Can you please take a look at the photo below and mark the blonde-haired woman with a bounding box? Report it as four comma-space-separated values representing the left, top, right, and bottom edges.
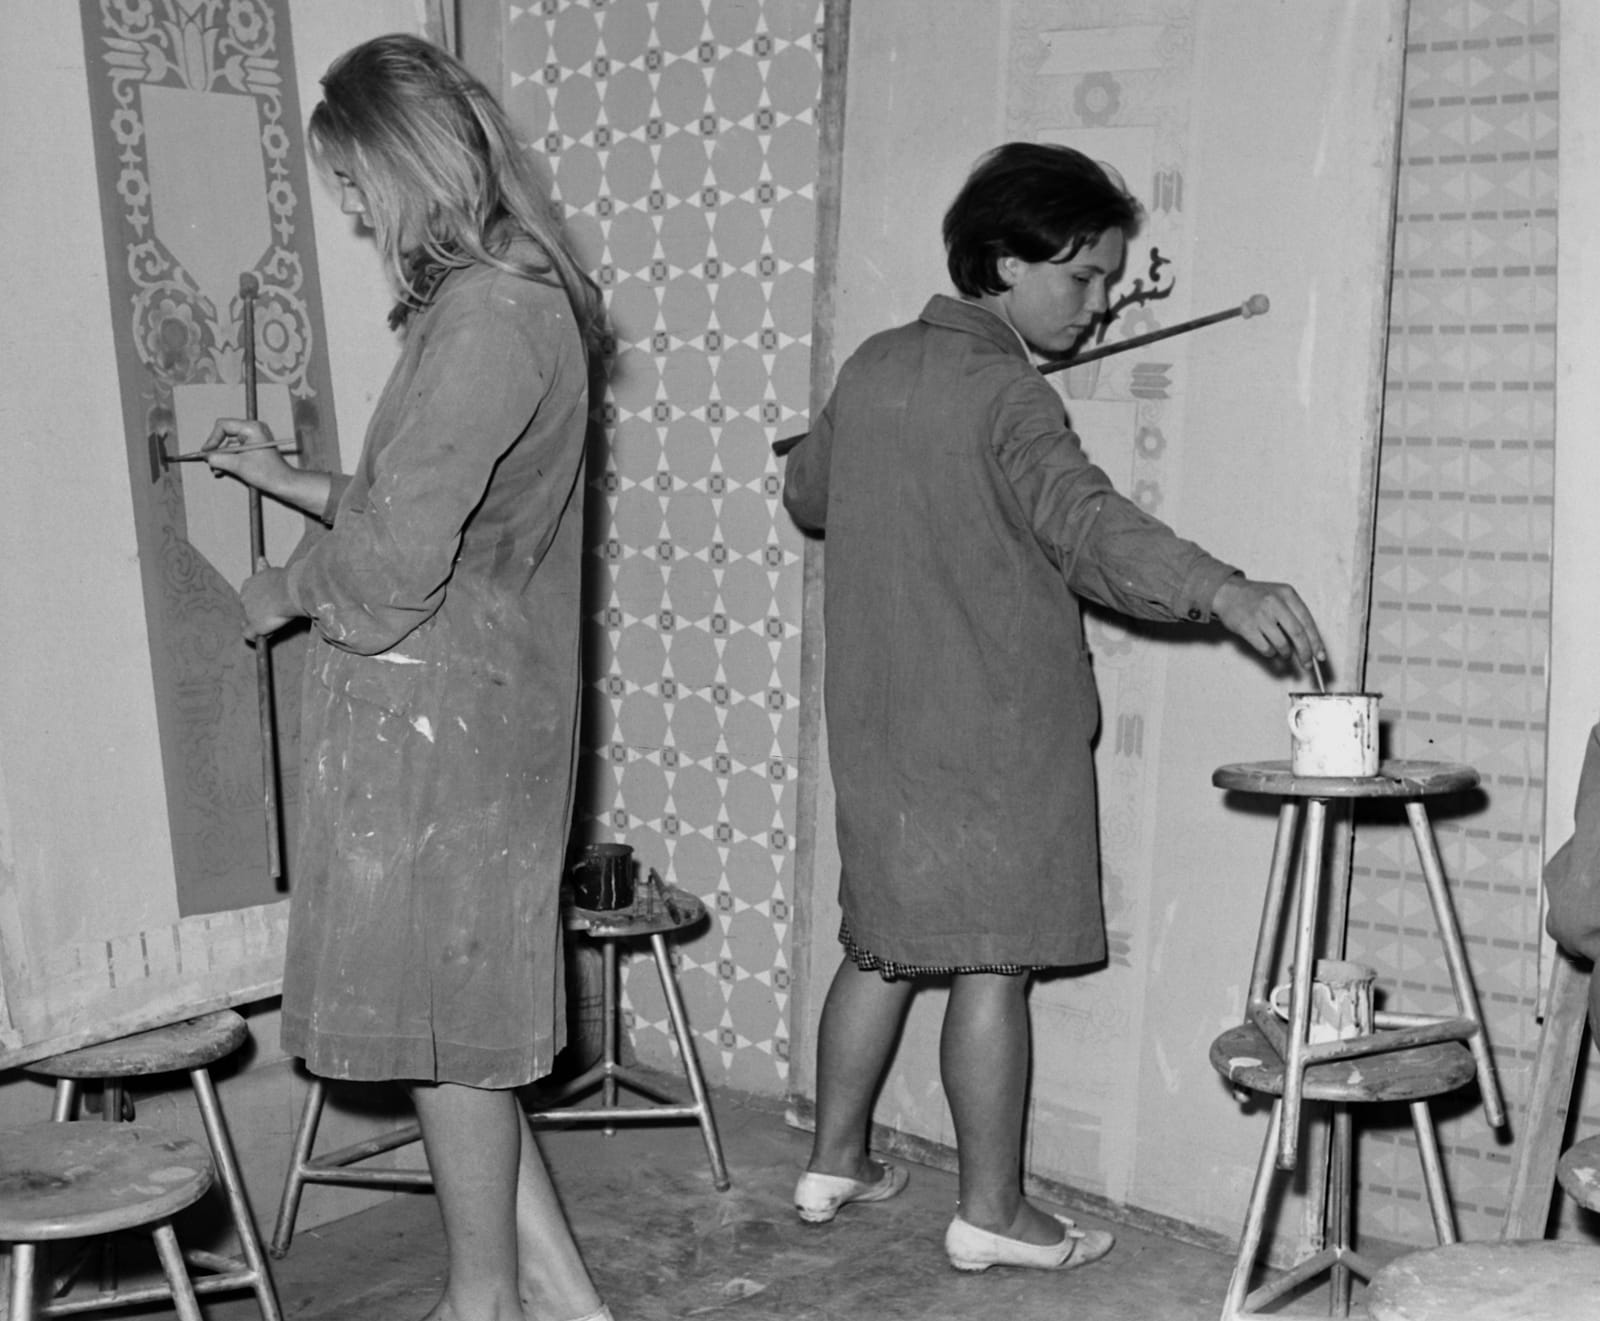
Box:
207, 33, 610, 1321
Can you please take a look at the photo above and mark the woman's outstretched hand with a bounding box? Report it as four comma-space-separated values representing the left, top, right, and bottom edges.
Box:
202, 418, 296, 492
1210, 575, 1327, 674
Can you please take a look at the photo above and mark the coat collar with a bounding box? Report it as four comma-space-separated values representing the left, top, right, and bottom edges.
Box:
919, 294, 1031, 361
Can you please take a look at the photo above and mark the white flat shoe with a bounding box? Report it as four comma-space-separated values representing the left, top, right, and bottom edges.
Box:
945, 1212, 1114, 1272
793, 1162, 909, 1223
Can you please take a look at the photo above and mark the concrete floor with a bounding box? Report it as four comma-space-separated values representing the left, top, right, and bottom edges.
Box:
192, 1079, 1383, 1321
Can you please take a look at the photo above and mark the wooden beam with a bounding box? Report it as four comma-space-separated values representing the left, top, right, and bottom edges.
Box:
1502, 954, 1592, 1240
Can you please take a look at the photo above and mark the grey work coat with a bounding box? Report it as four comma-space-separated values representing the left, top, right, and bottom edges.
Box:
279, 251, 588, 1086
784, 295, 1237, 968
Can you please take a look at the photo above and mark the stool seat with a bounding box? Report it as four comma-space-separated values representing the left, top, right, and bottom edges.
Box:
1365, 1240, 1600, 1320
0, 1121, 211, 1240
1557, 1133, 1600, 1213
1212, 759, 1479, 799
26, 1011, 248, 1079
564, 885, 707, 938
1211, 1022, 1476, 1103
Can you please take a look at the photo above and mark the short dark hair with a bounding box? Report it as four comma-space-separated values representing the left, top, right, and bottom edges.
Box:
943, 142, 1144, 297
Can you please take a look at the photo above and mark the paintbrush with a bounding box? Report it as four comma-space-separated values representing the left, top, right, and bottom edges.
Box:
162, 439, 293, 463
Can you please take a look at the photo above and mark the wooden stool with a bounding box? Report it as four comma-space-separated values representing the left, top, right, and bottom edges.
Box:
535, 886, 728, 1180
1365, 1240, 1600, 1320
1557, 1133, 1600, 1213
0, 1121, 213, 1321
1213, 759, 1506, 1171
1211, 1021, 1475, 1320
270, 882, 730, 1256
26, 1011, 281, 1320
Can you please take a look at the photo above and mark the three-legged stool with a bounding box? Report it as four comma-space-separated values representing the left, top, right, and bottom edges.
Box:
0, 1121, 213, 1321
271, 881, 730, 1256
534, 883, 729, 1188
1211, 1022, 1474, 1318
1212, 759, 1506, 1171
25, 1011, 281, 1320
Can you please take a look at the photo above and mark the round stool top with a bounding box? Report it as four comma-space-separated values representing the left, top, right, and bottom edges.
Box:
0, 1121, 212, 1241
27, 1010, 249, 1080
1212, 759, 1478, 799
1557, 1133, 1600, 1214
564, 883, 708, 938
1367, 1240, 1600, 1321
1209, 1021, 1475, 1103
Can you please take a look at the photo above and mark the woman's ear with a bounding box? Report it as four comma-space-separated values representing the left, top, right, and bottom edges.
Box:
996, 254, 1021, 289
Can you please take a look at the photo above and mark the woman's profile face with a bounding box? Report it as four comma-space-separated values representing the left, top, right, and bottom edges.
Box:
995, 227, 1125, 357
332, 170, 371, 228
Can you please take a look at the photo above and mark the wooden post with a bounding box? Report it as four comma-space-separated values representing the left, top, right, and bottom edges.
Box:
1502, 954, 1592, 1239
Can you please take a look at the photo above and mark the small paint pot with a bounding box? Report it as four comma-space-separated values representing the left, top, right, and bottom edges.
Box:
1287, 691, 1381, 778
570, 843, 636, 911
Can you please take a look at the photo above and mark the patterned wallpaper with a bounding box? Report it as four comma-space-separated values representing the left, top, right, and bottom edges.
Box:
1346, 0, 1593, 1247
502, 0, 821, 1095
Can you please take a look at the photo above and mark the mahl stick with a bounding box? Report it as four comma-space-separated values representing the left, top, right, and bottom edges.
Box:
239, 273, 284, 885
771, 294, 1272, 457
1037, 293, 1270, 376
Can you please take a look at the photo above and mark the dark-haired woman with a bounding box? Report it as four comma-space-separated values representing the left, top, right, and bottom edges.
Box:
784, 142, 1324, 1274
206, 34, 610, 1321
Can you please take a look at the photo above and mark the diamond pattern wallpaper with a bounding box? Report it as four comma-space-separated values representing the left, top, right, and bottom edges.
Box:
1346, 0, 1592, 1247
501, 0, 821, 1095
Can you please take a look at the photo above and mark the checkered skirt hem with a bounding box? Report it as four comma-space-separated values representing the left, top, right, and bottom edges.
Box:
838, 918, 1036, 980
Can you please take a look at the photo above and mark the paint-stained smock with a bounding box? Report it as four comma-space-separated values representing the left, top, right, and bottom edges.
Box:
783, 295, 1238, 969
277, 253, 588, 1087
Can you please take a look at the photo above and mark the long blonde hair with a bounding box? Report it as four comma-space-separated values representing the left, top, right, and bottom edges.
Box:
309, 33, 604, 351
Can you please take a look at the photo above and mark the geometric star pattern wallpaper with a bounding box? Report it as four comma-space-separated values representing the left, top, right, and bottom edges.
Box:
501, 0, 822, 1094
1346, 0, 1590, 1247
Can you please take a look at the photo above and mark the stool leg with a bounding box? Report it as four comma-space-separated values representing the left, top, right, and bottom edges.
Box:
149, 1223, 205, 1321
1279, 798, 1330, 1170
49, 1081, 75, 1124
1404, 801, 1506, 1128
1322, 801, 1356, 960
1247, 803, 1302, 1006
190, 1066, 282, 1320
1410, 1099, 1458, 1244
649, 932, 730, 1191
601, 939, 620, 1128
1329, 1106, 1354, 1317
1221, 1099, 1284, 1321
270, 1075, 327, 1258
8, 1245, 34, 1321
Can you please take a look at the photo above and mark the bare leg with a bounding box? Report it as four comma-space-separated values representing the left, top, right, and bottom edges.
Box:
410, 1082, 526, 1321
940, 972, 1061, 1245
411, 1083, 602, 1321
806, 958, 915, 1180
514, 1109, 604, 1321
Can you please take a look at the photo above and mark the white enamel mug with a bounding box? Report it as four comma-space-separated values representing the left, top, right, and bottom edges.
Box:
1287, 691, 1380, 778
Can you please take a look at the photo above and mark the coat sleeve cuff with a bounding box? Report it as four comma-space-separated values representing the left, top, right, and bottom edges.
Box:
283, 557, 312, 619
1179, 561, 1241, 624
319, 473, 352, 526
